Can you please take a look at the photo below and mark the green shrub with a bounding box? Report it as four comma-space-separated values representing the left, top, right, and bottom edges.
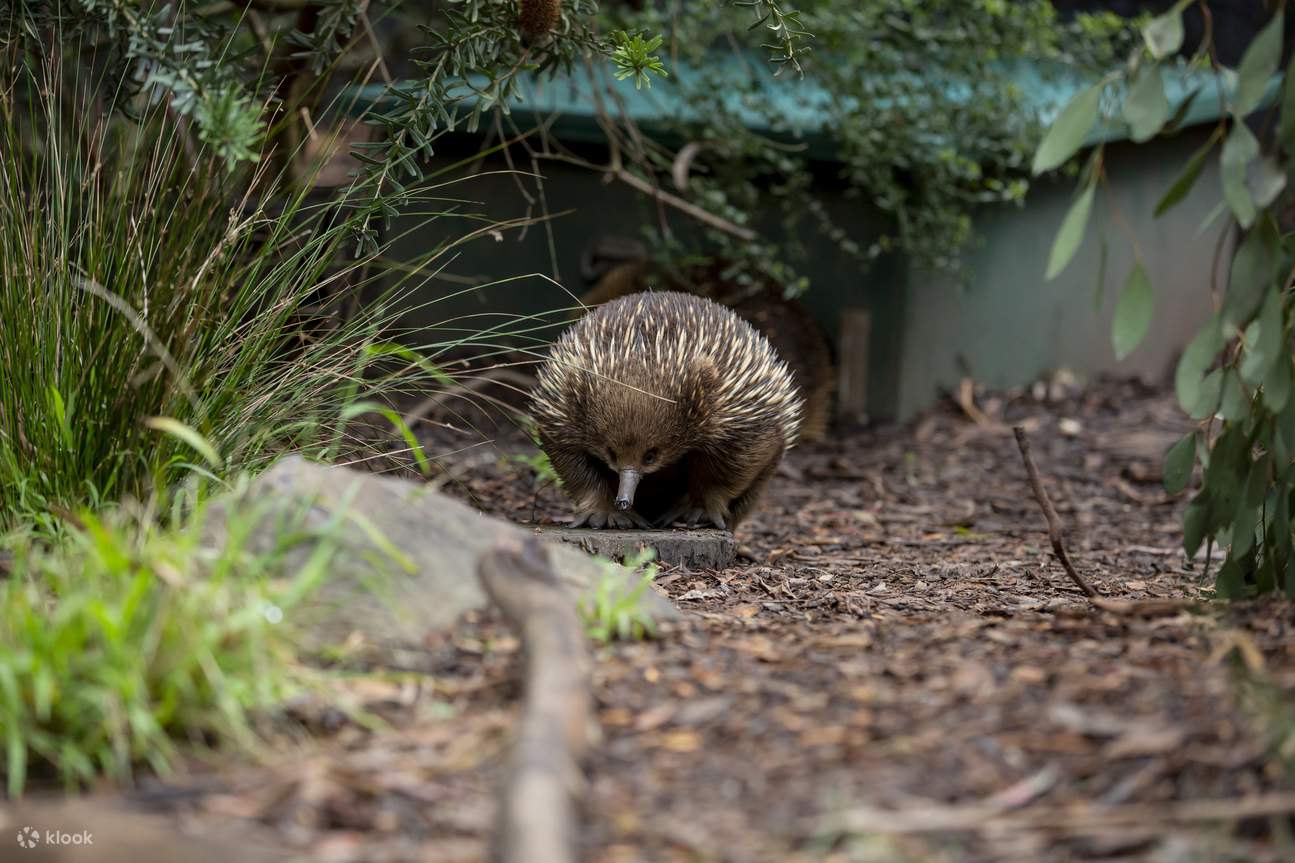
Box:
580, 549, 660, 644
0, 40, 436, 526
0, 481, 337, 796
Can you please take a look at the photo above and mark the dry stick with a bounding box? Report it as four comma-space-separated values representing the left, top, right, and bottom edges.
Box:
477, 538, 592, 863
1012, 426, 1098, 598
1013, 426, 1195, 616
612, 168, 757, 242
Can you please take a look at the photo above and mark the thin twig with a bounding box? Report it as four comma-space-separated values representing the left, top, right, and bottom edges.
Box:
1013, 426, 1196, 616
1013, 426, 1099, 598
612, 168, 756, 242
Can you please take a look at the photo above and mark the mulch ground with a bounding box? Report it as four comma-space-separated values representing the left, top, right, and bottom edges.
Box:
136, 378, 1295, 861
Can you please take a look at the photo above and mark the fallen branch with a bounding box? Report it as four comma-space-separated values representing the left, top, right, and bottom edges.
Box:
1013, 426, 1098, 598
477, 537, 592, 863
1013, 426, 1195, 616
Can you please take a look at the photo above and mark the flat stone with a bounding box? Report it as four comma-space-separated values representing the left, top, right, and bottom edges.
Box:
204, 457, 680, 651
537, 527, 736, 571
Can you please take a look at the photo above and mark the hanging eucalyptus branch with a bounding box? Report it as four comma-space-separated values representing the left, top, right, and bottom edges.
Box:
1035, 1, 1295, 599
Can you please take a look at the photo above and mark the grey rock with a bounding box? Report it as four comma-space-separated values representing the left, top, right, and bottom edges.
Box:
206, 456, 678, 648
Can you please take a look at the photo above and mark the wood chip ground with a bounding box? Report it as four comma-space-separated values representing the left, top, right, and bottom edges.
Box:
70, 379, 1295, 862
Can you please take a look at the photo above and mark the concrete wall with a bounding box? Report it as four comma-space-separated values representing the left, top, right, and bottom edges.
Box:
893, 125, 1228, 420
382, 128, 1226, 423
381, 148, 908, 415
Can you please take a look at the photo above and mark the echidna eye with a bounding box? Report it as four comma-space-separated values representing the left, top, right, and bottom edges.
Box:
643, 448, 658, 465
607, 448, 617, 464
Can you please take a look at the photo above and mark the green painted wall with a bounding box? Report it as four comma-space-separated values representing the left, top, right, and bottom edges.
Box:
894, 125, 1225, 420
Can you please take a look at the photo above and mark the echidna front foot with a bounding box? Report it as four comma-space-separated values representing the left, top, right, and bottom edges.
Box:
656, 504, 728, 531
571, 509, 651, 530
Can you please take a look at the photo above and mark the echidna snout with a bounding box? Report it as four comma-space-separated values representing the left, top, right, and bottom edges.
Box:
613, 469, 638, 510
602, 436, 678, 511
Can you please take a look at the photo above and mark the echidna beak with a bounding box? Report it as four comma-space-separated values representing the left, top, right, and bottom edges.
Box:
614, 469, 640, 511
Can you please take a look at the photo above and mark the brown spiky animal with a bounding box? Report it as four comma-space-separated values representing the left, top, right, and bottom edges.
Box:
531, 291, 802, 530
581, 260, 835, 442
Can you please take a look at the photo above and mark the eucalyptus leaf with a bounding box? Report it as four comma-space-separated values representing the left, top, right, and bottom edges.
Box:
1264, 355, 1293, 413
1234, 10, 1283, 116
1176, 318, 1224, 413
1245, 453, 1272, 509
1142, 1, 1189, 60
1155, 131, 1217, 217
1163, 432, 1196, 495
1094, 235, 1108, 312
1220, 370, 1249, 422
1281, 54, 1295, 155
1189, 368, 1225, 420
1123, 65, 1170, 142
1240, 287, 1282, 386
1231, 504, 1259, 556
1112, 263, 1154, 361
1279, 391, 1295, 453
1046, 181, 1096, 280
1221, 121, 1260, 227
1247, 156, 1287, 209
1183, 494, 1209, 556
1224, 217, 1279, 328
1215, 556, 1247, 599
1032, 80, 1106, 175
1162, 86, 1202, 135
1204, 424, 1250, 532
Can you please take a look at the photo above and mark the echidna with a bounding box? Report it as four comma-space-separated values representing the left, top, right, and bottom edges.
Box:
531, 291, 802, 530
581, 259, 836, 442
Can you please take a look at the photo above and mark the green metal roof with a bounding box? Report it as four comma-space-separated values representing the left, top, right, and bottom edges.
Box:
347, 58, 1278, 164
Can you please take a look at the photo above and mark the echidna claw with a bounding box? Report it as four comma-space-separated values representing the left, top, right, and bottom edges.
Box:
657, 506, 727, 531
571, 509, 650, 530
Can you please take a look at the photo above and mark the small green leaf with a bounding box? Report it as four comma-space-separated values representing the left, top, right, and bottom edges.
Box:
1244, 453, 1271, 509
1248, 156, 1287, 208
1215, 555, 1247, 599
1220, 370, 1249, 422
1279, 391, 1295, 452
1280, 54, 1295, 155
1093, 235, 1109, 311
1231, 504, 1259, 556
1183, 494, 1209, 556
1234, 10, 1283, 116
1204, 424, 1250, 530
1264, 355, 1293, 413
1046, 181, 1096, 280
1221, 121, 1260, 227
1240, 287, 1283, 386
1189, 368, 1225, 420
1154, 130, 1219, 217
1032, 80, 1106, 175
1112, 262, 1154, 360
144, 417, 223, 468
1176, 317, 1224, 413
1162, 86, 1202, 135
1123, 65, 1170, 142
1142, 0, 1190, 60
1164, 432, 1196, 495
1224, 217, 1279, 328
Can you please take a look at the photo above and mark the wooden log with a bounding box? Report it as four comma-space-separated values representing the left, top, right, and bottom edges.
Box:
478, 538, 592, 863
